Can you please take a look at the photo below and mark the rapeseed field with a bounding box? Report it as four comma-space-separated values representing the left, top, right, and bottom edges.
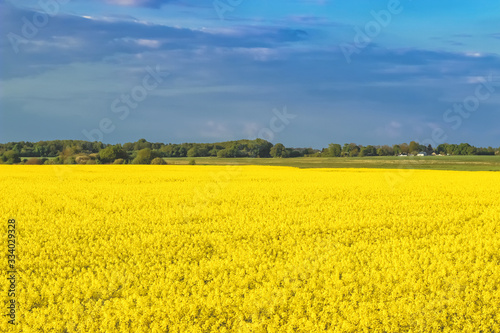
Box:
1, 165, 499, 332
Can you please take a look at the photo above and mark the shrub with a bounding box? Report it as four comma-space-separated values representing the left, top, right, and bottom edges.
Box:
75, 155, 90, 165
3, 151, 21, 164
99, 145, 128, 164
188, 159, 196, 165
113, 159, 125, 164
64, 156, 76, 164
150, 157, 167, 165
25, 158, 44, 165
132, 148, 157, 164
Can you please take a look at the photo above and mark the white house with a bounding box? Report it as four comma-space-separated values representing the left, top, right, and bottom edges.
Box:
417, 152, 427, 156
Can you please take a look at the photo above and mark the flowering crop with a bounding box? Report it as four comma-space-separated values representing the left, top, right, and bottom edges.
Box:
1, 165, 499, 332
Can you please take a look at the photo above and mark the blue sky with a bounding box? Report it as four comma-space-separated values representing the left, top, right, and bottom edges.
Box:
1, 0, 499, 148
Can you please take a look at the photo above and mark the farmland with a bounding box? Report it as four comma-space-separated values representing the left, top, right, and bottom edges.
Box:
2, 165, 500, 332
161, 156, 500, 171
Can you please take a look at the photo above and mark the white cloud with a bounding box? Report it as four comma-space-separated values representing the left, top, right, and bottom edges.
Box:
136, 39, 161, 48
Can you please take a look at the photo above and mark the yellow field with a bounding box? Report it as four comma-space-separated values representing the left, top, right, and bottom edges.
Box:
1, 165, 500, 332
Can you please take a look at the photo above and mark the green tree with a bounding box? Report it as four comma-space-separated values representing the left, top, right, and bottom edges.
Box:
270, 143, 288, 158
409, 141, 420, 154
341, 143, 351, 157
132, 148, 156, 164
425, 144, 434, 155
122, 142, 134, 151
99, 145, 128, 164
360, 145, 377, 157
254, 139, 273, 158
134, 139, 151, 151
399, 143, 409, 154
217, 145, 242, 158
208, 148, 219, 156
347, 143, 360, 157
436, 144, 447, 155
327, 143, 342, 157
217, 149, 231, 158
2, 151, 21, 164
444, 144, 456, 155
186, 145, 208, 157
377, 145, 393, 156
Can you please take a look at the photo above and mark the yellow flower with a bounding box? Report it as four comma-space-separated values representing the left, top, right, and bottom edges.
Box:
2, 165, 499, 332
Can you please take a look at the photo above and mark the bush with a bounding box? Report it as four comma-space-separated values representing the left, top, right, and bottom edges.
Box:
3, 150, 20, 164
188, 159, 196, 165
64, 156, 76, 164
99, 145, 128, 164
75, 155, 90, 165
25, 158, 44, 165
132, 148, 157, 164
86, 159, 96, 165
113, 158, 125, 164
150, 157, 167, 165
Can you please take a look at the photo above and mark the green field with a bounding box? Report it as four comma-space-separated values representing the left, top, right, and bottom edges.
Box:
163, 155, 500, 171
22, 155, 500, 171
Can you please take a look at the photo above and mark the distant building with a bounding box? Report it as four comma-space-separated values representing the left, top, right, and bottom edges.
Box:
417, 152, 427, 156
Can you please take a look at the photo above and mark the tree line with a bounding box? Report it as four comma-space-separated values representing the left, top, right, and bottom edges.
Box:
0, 139, 497, 165
321, 142, 498, 157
